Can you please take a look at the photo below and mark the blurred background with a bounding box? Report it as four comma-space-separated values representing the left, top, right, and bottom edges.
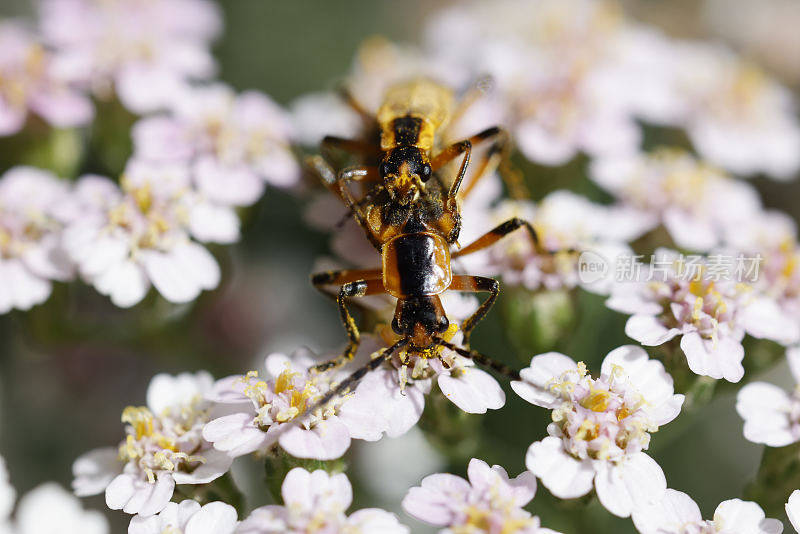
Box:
1, 1, 800, 532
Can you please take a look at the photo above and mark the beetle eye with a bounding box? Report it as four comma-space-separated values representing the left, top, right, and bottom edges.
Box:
420, 163, 432, 182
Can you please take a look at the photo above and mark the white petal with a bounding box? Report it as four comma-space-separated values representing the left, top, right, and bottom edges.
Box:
625, 315, 681, 346
189, 203, 240, 244
594, 453, 666, 518
680, 332, 745, 382
94, 259, 149, 308
438, 368, 505, 414
786, 490, 800, 533
277, 418, 351, 460
525, 437, 595, 499
601, 345, 679, 410
142, 243, 219, 303
72, 447, 121, 497
631, 489, 703, 534
736, 382, 796, 446
512, 352, 577, 408
184, 502, 238, 534
171, 448, 232, 484
714, 498, 781, 534
740, 297, 800, 346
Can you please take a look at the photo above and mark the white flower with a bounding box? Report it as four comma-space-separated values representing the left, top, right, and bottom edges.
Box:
787, 489, 800, 533
632, 489, 782, 534
590, 149, 762, 252
425, 0, 641, 166
132, 83, 299, 205
202, 349, 361, 460
40, 0, 221, 114
236, 467, 408, 534
63, 165, 223, 307
736, 346, 800, 447
673, 44, 800, 180
0, 166, 74, 313
0, 22, 92, 135
402, 457, 560, 534
72, 371, 233, 517
129, 500, 237, 534
607, 248, 799, 382
512, 345, 684, 517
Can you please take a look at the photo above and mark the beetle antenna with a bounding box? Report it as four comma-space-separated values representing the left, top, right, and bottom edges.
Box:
434, 338, 521, 380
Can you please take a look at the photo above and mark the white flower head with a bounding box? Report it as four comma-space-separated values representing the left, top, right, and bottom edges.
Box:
512, 346, 684, 517
72, 371, 232, 518
736, 346, 800, 447
607, 248, 798, 383
129, 500, 237, 534
402, 457, 560, 534
425, 0, 641, 166
590, 149, 762, 252
632, 489, 782, 534
202, 349, 361, 461
0, 22, 93, 135
0, 166, 74, 313
237, 467, 408, 534
40, 0, 221, 114
132, 83, 300, 206
63, 165, 222, 307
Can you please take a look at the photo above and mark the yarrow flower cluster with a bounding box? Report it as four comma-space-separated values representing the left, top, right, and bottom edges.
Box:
0, 22, 92, 136
607, 248, 799, 382
513, 346, 684, 517
237, 467, 408, 534
0, 167, 73, 313
402, 457, 560, 534
72, 372, 233, 518
39, 0, 221, 114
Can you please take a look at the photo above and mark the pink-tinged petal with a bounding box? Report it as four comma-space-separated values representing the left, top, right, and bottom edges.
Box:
21, 237, 73, 282
132, 117, 193, 161
202, 413, 268, 457
206, 375, 251, 404
680, 332, 745, 382
94, 259, 149, 308
115, 64, 184, 114
736, 382, 796, 446
184, 502, 238, 534
516, 120, 576, 166
519, 352, 577, 389
625, 315, 681, 346
29, 89, 94, 128
281, 468, 352, 512
525, 437, 594, 499
254, 148, 300, 188
171, 448, 232, 484
0, 259, 52, 312
631, 489, 703, 534
601, 345, 678, 408
465, 458, 494, 491
189, 202, 240, 244
0, 103, 26, 136
594, 453, 666, 518
438, 368, 505, 414
277, 418, 351, 460
193, 157, 265, 207
347, 509, 409, 534
740, 297, 800, 346
402, 473, 470, 525
647, 394, 686, 427
714, 499, 782, 533
337, 367, 424, 440
72, 447, 120, 497
787, 490, 800, 533
142, 243, 219, 303
663, 208, 718, 252
508, 470, 538, 507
